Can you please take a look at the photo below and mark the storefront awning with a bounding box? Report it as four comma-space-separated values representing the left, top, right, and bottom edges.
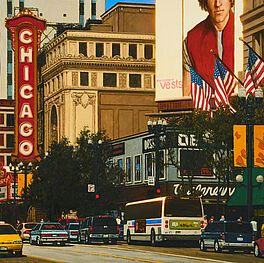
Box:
227, 168, 264, 206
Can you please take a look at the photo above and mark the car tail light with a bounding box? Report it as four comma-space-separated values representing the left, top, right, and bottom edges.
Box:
90, 226, 93, 231
24, 230, 30, 234
222, 234, 225, 240
165, 220, 169, 229
200, 221, 204, 229
59, 234, 68, 237
71, 232, 78, 235
41, 234, 52, 237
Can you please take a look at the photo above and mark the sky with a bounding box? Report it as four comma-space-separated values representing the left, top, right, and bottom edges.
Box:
105, 0, 155, 11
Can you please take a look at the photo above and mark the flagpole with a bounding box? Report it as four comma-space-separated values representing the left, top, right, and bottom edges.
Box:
210, 49, 244, 86
239, 37, 264, 62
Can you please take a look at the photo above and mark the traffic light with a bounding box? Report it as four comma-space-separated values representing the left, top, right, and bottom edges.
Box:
156, 188, 161, 194
95, 194, 100, 199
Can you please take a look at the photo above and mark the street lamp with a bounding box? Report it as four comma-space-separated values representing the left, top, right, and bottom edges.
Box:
238, 87, 263, 220
88, 139, 102, 202
9, 161, 21, 226
19, 162, 33, 222
147, 119, 167, 194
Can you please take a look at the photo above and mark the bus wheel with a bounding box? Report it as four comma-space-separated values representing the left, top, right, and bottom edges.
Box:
150, 229, 157, 247
127, 230, 132, 245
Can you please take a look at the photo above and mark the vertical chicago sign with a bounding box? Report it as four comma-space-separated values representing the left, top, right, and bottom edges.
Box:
5, 9, 46, 161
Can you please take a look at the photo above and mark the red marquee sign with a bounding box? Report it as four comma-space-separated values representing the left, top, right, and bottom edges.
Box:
5, 9, 46, 162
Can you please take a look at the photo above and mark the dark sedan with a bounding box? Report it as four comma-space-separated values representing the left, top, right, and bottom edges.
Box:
29, 222, 68, 246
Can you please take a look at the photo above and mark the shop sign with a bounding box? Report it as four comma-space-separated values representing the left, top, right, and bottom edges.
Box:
174, 183, 236, 198
5, 9, 46, 161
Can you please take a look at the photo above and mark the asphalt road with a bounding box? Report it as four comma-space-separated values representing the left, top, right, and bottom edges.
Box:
0, 241, 262, 263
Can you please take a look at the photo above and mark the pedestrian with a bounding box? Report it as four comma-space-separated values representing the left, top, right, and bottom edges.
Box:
237, 216, 243, 221
220, 215, 225, 221
203, 215, 208, 228
251, 217, 258, 237
209, 215, 214, 223
116, 216, 121, 225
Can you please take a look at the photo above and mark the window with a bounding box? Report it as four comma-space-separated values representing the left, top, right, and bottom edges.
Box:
92, 0, 96, 19
129, 74, 141, 88
80, 72, 89, 86
117, 158, 123, 169
7, 51, 12, 63
96, 43, 104, 57
112, 43, 120, 57
144, 44, 153, 59
103, 73, 117, 87
129, 44, 137, 59
134, 155, 141, 182
145, 153, 153, 180
7, 114, 14, 127
6, 134, 14, 148
79, 42, 87, 56
126, 157, 132, 182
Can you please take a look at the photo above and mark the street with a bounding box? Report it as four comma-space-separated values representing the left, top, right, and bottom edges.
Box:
0, 241, 262, 263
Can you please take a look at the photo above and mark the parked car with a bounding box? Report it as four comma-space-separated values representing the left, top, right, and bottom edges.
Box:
0, 222, 23, 256
200, 221, 254, 253
29, 222, 68, 246
17, 222, 37, 241
78, 215, 119, 244
254, 238, 264, 257
65, 223, 79, 242
58, 218, 85, 229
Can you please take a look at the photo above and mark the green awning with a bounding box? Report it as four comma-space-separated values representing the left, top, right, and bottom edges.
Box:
227, 168, 264, 206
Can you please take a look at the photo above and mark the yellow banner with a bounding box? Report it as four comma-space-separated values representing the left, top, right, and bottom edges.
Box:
234, 125, 247, 167
254, 125, 264, 168
17, 173, 33, 196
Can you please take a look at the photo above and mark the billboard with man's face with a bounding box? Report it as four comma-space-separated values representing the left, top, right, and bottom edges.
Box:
156, 0, 243, 102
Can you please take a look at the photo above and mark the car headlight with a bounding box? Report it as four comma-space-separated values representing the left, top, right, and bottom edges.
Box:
13, 241, 22, 244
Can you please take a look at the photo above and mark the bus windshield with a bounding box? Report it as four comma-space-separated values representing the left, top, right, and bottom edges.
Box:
164, 198, 202, 217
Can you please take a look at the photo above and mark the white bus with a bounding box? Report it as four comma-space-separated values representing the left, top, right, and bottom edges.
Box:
124, 196, 204, 246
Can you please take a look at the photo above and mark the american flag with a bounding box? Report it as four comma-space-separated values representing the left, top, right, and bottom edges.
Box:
189, 66, 213, 111
215, 58, 237, 97
244, 46, 264, 96
214, 59, 236, 113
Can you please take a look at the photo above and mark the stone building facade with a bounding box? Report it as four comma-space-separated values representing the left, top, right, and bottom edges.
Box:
39, 3, 157, 150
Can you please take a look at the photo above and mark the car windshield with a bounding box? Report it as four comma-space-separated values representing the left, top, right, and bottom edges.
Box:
69, 225, 79, 230
0, 225, 17, 235
68, 219, 77, 223
94, 217, 116, 226
225, 222, 252, 234
59, 220, 66, 225
41, 224, 64, 230
25, 223, 37, 229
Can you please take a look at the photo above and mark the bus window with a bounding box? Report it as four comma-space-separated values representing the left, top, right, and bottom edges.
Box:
164, 198, 202, 217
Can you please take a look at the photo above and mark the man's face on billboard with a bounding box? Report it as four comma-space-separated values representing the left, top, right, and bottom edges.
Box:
206, 0, 231, 30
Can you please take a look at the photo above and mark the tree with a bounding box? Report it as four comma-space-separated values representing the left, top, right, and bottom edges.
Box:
28, 138, 80, 220
74, 128, 125, 216
166, 100, 245, 215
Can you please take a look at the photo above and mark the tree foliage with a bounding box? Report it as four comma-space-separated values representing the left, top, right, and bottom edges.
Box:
28, 130, 125, 220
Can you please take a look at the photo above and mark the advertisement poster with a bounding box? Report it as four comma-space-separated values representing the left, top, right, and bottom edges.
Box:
156, 0, 243, 101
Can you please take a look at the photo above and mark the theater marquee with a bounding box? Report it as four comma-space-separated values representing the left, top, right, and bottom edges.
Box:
5, 9, 46, 161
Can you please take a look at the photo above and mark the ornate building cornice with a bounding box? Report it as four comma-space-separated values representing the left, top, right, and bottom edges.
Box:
42, 56, 155, 81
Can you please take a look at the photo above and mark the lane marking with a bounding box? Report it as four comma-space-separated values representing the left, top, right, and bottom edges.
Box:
25, 246, 164, 263
27, 255, 63, 263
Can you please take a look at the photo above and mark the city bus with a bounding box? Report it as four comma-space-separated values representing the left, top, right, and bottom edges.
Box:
124, 196, 204, 246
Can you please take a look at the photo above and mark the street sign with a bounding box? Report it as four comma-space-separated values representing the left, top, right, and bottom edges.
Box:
148, 176, 155, 186
88, 184, 95, 193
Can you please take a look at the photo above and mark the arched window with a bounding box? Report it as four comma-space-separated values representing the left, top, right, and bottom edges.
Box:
51, 105, 58, 143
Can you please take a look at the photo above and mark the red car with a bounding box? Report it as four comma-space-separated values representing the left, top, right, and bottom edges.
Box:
254, 238, 264, 257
